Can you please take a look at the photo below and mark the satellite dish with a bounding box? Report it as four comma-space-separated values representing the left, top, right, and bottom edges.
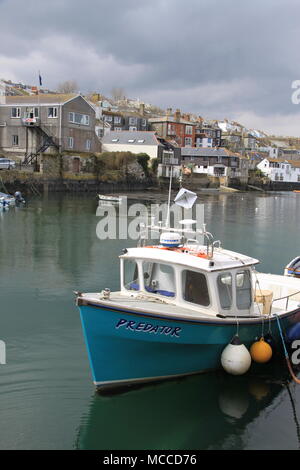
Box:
174, 188, 197, 209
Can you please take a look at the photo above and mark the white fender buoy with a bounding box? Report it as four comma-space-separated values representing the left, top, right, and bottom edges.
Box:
221, 335, 252, 375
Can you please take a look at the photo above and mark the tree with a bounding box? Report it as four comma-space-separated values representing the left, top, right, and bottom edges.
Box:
57, 80, 79, 94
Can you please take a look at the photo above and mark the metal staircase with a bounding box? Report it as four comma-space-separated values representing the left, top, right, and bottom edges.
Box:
23, 123, 59, 165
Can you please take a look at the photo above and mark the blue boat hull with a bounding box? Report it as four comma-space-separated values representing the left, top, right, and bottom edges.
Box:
78, 302, 300, 389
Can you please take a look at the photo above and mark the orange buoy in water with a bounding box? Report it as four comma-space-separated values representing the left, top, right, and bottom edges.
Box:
250, 337, 273, 363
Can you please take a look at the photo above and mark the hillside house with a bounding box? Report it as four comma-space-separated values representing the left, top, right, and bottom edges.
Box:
257, 158, 300, 182
0, 94, 100, 164
149, 110, 197, 147
181, 147, 249, 181
101, 130, 178, 160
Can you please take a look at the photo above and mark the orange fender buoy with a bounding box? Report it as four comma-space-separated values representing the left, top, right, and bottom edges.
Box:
250, 337, 273, 363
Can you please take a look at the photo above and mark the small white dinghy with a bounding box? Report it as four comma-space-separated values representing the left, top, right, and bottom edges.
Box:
98, 194, 123, 203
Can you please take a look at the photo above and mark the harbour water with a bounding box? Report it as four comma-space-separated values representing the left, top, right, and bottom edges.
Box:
1, 191, 300, 450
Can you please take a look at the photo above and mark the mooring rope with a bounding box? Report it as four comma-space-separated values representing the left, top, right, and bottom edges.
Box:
275, 314, 300, 385
286, 382, 300, 448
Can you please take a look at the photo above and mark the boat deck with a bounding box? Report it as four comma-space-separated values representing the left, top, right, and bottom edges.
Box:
79, 290, 296, 324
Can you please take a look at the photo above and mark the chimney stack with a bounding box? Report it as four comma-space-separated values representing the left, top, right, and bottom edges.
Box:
139, 102, 145, 116
174, 109, 181, 122
0, 81, 6, 104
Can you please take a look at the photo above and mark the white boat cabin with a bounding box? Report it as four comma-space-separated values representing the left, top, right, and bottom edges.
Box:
120, 245, 260, 318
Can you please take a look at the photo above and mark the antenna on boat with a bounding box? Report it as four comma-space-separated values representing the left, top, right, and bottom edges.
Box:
165, 166, 173, 228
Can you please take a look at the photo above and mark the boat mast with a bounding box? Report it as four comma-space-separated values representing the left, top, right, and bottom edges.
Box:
165, 165, 173, 228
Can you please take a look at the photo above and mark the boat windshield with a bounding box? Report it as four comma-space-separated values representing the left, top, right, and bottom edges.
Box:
124, 260, 139, 291
182, 270, 210, 306
236, 270, 252, 310
217, 273, 232, 309
143, 262, 176, 297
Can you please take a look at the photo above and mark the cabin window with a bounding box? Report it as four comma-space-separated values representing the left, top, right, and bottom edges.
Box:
182, 270, 210, 306
217, 273, 232, 309
236, 270, 252, 310
124, 260, 139, 291
143, 262, 175, 297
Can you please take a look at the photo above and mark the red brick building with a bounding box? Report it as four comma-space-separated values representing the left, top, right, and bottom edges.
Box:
149, 109, 197, 147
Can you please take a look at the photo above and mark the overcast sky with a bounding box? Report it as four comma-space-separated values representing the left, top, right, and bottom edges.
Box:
1, 0, 300, 135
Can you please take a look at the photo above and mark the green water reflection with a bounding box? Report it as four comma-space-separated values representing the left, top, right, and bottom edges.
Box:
0, 192, 300, 449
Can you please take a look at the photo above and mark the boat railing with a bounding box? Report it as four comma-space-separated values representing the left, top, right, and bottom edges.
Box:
139, 223, 216, 259
271, 288, 300, 312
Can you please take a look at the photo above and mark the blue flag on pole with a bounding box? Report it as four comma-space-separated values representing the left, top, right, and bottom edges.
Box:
39, 73, 42, 86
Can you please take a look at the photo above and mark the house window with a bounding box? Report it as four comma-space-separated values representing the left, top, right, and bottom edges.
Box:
114, 116, 122, 124
25, 107, 39, 118
185, 125, 193, 135
114, 127, 122, 131
104, 115, 112, 122
129, 117, 137, 125
97, 128, 104, 138
69, 112, 90, 125
67, 137, 74, 149
129, 126, 137, 131
184, 137, 192, 147
12, 135, 19, 146
167, 124, 175, 135
85, 139, 91, 151
141, 119, 147, 127
48, 107, 58, 118
11, 107, 21, 118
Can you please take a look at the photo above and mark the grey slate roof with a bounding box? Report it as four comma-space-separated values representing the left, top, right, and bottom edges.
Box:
181, 147, 237, 157
101, 131, 161, 146
3, 93, 78, 105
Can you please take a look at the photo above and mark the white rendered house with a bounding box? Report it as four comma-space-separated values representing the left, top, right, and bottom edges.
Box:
257, 158, 300, 182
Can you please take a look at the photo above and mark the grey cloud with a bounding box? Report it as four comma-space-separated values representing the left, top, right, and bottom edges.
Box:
1, 0, 300, 133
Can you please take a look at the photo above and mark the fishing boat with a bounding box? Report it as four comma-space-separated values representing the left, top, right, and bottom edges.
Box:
0, 191, 25, 208
284, 256, 300, 278
98, 194, 123, 203
0, 191, 15, 207
76, 190, 300, 391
